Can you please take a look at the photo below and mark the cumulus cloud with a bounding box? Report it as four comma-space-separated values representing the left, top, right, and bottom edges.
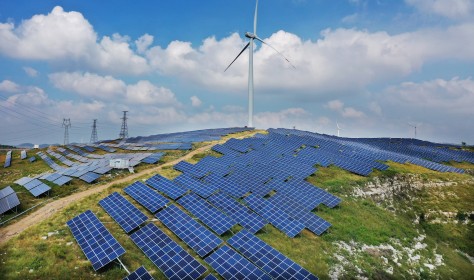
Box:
0, 80, 20, 93
406, 0, 474, 19
190, 96, 202, 107
135, 34, 154, 54
23, 66, 39, 77
325, 99, 366, 119
0, 6, 149, 75
125, 80, 179, 105
49, 72, 126, 99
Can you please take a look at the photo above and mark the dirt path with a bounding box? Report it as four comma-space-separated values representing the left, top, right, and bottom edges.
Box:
0, 142, 218, 245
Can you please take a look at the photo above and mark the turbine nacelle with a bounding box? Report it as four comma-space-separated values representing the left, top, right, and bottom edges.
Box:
245, 32, 257, 39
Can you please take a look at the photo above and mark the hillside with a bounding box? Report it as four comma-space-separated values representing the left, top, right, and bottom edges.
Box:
0, 128, 473, 279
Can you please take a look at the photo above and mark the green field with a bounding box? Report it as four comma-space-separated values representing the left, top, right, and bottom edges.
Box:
0, 139, 473, 279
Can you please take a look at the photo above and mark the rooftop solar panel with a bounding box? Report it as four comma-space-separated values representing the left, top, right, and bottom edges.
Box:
130, 223, 207, 280
156, 204, 222, 257
123, 266, 155, 280
124, 181, 169, 213
99, 192, 148, 233
0, 186, 20, 215
79, 172, 101, 183
66, 210, 126, 271
205, 245, 271, 280
177, 193, 237, 235
228, 230, 319, 280
145, 174, 187, 200
207, 192, 268, 234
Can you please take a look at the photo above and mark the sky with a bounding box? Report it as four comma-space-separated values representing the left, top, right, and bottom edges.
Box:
0, 0, 473, 145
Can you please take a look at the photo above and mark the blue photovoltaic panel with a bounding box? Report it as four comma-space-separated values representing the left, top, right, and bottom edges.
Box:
146, 174, 187, 200
130, 223, 207, 280
15, 176, 34, 186
29, 156, 36, 162
268, 192, 331, 236
244, 194, 305, 238
156, 204, 222, 257
44, 173, 62, 182
99, 192, 148, 234
0, 186, 20, 215
53, 175, 73, 186
205, 245, 271, 280
30, 183, 51, 197
24, 179, 42, 190
174, 160, 209, 178
203, 274, 219, 280
66, 210, 126, 271
79, 172, 101, 183
123, 266, 155, 280
124, 181, 169, 213
173, 173, 218, 198
177, 193, 237, 235
207, 192, 267, 234
228, 230, 319, 280
21, 150, 27, 160
94, 166, 112, 175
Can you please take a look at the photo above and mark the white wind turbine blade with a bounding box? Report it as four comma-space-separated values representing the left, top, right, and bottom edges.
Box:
224, 42, 251, 72
255, 37, 296, 69
254, 0, 259, 35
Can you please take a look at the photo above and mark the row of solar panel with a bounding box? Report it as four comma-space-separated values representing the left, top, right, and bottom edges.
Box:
0, 186, 20, 215
4, 151, 12, 168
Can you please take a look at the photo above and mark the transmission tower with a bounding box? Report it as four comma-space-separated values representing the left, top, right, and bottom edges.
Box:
62, 118, 71, 145
90, 119, 98, 143
119, 111, 128, 139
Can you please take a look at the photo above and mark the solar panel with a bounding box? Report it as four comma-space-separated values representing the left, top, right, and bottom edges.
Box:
99, 192, 148, 233
15, 176, 34, 186
53, 175, 73, 186
155, 204, 222, 257
23, 179, 42, 190
207, 192, 268, 234
205, 245, 271, 280
123, 266, 155, 280
243, 194, 305, 238
94, 166, 112, 174
124, 181, 169, 213
79, 172, 101, 183
20, 150, 27, 160
203, 274, 219, 280
66, 210, 126, 271
44, 173, 62, 182
174, 173, 218, 198
0, 186, 20, 215
145, 174, 187, 200
29, 156, 36, 162
228, 230, 319, 280
177, 193, 237, 235
130, 223, 207, 279
29, 183, 51, 197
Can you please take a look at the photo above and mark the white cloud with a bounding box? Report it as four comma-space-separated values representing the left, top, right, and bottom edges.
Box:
135, 34, 154, 54
369, 101, 382, 116
23, 66, 39, 77
0, 6, 149, 75
325, 99, 366, 119
125, 80, 179, 105
49, 72, 126, 99
190, 96, 202, 107
0, 80, 20, 93
406, 0, 474, 19
325, 100, 345, 111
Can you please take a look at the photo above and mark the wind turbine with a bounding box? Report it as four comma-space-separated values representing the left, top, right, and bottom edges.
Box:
408, 122, 417, 139
224, 0, 295, 128
336, 121, 343, 137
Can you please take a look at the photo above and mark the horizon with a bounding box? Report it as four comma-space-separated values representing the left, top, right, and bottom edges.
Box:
1, 0, 473, 145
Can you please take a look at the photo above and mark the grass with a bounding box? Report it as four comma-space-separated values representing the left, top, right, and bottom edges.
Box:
1, 136, 473, 279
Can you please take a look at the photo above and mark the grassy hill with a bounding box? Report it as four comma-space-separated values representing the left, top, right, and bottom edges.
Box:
0, 131, 473, 279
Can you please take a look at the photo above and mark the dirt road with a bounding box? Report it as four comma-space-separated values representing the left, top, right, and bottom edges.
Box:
0, 142, 217, 245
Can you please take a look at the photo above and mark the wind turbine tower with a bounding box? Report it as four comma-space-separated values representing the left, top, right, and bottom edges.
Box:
225, 0, 294, 128
408, 123, 417, 139
62, 118, 71, 145
90, 119, 98, 143
336, 122, 342, 137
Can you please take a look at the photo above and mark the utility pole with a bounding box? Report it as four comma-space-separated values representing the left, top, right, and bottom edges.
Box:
62, 118, 71, 145
90, 119, 98, 143
119, 111, 128, 139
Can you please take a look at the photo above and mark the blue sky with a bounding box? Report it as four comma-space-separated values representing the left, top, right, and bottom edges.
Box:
0, 0, 473, 145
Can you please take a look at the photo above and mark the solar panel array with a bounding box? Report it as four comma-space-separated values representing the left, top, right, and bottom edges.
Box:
124, 181, 169, 213
205, 245, 271, 280
146, 174, 187, 200
174, 173, 218, 198
66, 210, 126, 271
207, 192, 268, 234
99, 192, 148, 233
130, 223, 207, 279
177, 193, 237, 235
17, 178, 51, 197
79, 172, 101, 183
156, 204, 222, 257
141, 152, 165, 164
0, 186, 20, 215
228, 230, 318, 280
123, 266, 155, 280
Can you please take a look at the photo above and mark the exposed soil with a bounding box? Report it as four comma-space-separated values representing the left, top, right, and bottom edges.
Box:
0, 142, 218, 245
